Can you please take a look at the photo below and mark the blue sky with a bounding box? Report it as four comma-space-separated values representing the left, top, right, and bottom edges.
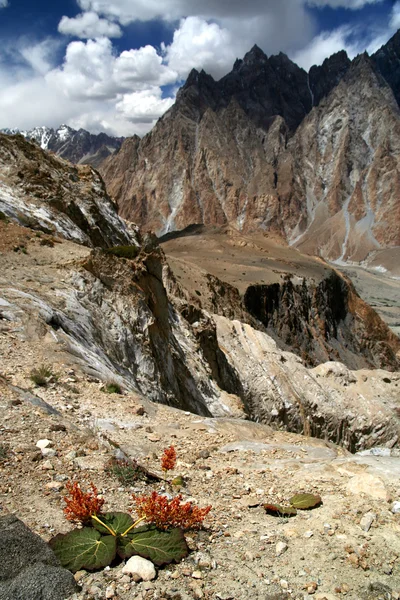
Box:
0, 0, 399, 136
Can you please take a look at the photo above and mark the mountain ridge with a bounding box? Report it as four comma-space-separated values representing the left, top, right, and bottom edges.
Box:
100, 30, 400, 275
1, 124, 124, 168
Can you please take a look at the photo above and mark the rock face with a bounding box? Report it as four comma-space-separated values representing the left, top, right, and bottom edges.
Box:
1, 214, 399, 450
1, 124, 123, 167
0, 133, 133, 248
309, 50, 351, 107
101, 32, 400, 270
0, 515, 78, 600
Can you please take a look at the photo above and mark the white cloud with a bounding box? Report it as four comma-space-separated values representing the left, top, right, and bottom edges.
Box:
0, 0, 8, 7
47, 38, 177, 101
116, 87, 175, 123
390, 1, 400, 30
58, 12, 122, 39
19, 38, 61, 75
163, 17, 238, 80
293, 26, 359, 70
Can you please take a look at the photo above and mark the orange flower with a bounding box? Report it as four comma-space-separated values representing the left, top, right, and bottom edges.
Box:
63, 481, 105, 524
131, 491, 211, 531
161, 445, 177, 472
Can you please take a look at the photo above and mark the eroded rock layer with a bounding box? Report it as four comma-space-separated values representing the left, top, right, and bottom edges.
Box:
101, 36, 400, 270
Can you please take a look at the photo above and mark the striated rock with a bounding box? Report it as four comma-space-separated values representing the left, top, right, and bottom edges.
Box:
101, 34, 400, 270
0, 133, 134, 248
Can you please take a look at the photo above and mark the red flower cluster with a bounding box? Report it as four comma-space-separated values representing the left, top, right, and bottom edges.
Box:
131, 491, 211, 531
161, 445, 177, 472
63, 481, 105, 524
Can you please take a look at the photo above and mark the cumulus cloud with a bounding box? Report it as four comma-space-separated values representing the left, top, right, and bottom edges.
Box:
293, 26, 359, 70
58, 12, 122, 39
116, 87, 175, 123
47, 38, 177, 101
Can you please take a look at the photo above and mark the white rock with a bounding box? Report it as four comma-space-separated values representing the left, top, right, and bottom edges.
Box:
391, 501, 400, 514
346, 474, 388, 500
360, 512, 376, 532
41, 448, 57, 457
276, 541, 288, 556
122, 556, 156, 581
36, 439, 52, 449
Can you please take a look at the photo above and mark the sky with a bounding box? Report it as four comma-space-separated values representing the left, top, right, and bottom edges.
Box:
0, 0, 400, 137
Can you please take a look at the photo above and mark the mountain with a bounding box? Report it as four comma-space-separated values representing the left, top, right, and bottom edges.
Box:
0, 133, 133, 247
1, 124, 124, 167
101, 32, 400, 274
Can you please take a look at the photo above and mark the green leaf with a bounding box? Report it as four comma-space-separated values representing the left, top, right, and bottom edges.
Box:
91, 512, 134, 535
263, 503, 297, 516
49, 528, 117, 573
117, 525, 189, 566
289, 493, 322, 510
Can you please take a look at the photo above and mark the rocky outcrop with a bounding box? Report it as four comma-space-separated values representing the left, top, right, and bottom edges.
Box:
0, 515, 78, 600
1, 219, 399, 451
0, 133, 133, 248
286, 54, 400, 262
309, 50, 351, 107
101, 33, 400, 269
243, 271, 400, 370
1, 124, 123, 167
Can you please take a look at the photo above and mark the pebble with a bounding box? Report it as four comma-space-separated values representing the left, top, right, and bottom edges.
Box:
304, 531, 314, 538
147, 433, 161, 442
276, 541, 288, 556
122, 556, 156, 581
65, 450, 77, 461
391, 501, 400, 514
42, 460, 54, 470
360, 512, 375, 532
36, 439, 52, 449
41, 448, 56, 457
45, 481, 64, 491
105, 583, 116, 598
192, 571, 202, 579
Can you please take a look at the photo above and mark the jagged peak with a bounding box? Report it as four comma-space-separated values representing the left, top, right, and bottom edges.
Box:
242, 44, 268, 66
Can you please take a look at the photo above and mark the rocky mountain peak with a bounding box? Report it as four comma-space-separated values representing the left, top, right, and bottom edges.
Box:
241, 44, 268, 66
309, 49, 351, 106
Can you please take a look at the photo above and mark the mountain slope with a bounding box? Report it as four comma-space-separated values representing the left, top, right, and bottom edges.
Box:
101, 33, 400, 271
1, 125, 123, 167
0, 133, 133, 247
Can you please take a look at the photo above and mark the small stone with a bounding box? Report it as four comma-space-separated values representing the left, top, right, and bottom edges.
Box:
147, 433, 161, 443
88, 586, 102, 596
73, 570, 86, 581
304, 531, 314, 538
65, 450, 77, 461
142, 582, 154, 591
105, 583, 116, 598
391, 501, 400, 514
119, 575, 131, 584
36, 439, 52, 449
360, 512, 375, 532
196, 450, 210, 459
134, 405, 145, 416
280, 579, 288, 589
276, 541, 288, 556
50, 424, 66, 432
122, 556, 156, 581
45, 481, 64, 491
304, 582, 318, 594
382, 563, 393, 575
41, 448, 56, 457
42, 460, 54, 470
192, 571, 202, 579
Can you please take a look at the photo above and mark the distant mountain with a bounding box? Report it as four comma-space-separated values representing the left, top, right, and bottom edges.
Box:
100, 31, 400, 272
1, 124, 124, 167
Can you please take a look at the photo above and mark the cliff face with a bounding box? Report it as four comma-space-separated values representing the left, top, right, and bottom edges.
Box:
101, 33, 400, 269
0, 133, 133, 248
